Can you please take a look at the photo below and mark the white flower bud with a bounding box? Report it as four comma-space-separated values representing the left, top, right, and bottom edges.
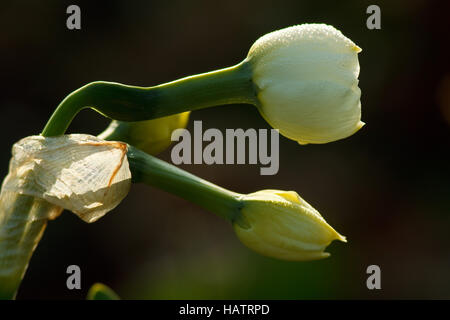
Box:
1, 134, 131, 223
234, 189, 346, 261
248, 23, 364, 144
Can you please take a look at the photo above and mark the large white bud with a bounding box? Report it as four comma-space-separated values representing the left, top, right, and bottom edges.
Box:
248, 23, 364, 144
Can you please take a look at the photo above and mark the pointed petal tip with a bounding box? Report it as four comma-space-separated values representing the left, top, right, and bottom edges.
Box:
321, 252, 331, 259
337, 234, 347, 243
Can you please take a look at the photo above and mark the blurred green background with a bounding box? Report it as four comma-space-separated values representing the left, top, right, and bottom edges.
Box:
1, 0, 450, 299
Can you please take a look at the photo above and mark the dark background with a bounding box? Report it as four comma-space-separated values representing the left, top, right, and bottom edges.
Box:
1, 0, 449, 299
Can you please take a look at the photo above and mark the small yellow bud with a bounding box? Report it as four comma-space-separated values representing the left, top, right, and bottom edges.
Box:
99, 112, 190, 155
248, 24, 364, 144
234, 189, 346, 261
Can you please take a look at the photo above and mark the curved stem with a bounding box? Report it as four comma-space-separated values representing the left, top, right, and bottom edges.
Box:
0, 61, 254, 299
126, 146, 243, 223
42, 60, 255, 137
0, 193, 61, 299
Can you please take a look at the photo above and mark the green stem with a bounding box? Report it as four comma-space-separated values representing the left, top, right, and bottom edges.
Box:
126, 146, 243, 223
42, 60, 255, 137
0, 61, 253, 299
0, 193, 61, 299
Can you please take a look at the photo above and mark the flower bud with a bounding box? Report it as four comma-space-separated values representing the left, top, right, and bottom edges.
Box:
87, 283, 120, 300
247, 24, 364, 144
2, 134, 132, 223
99, 112, 190, 155
234, 189, 346, 261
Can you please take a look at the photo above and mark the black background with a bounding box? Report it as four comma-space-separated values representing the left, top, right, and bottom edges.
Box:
1, 0, 450, 299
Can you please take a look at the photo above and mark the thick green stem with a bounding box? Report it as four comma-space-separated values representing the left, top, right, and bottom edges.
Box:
0, 61, 253, 299
42, 60, 255, 137
0, 192, 61, 299
126, 146, 243, 223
